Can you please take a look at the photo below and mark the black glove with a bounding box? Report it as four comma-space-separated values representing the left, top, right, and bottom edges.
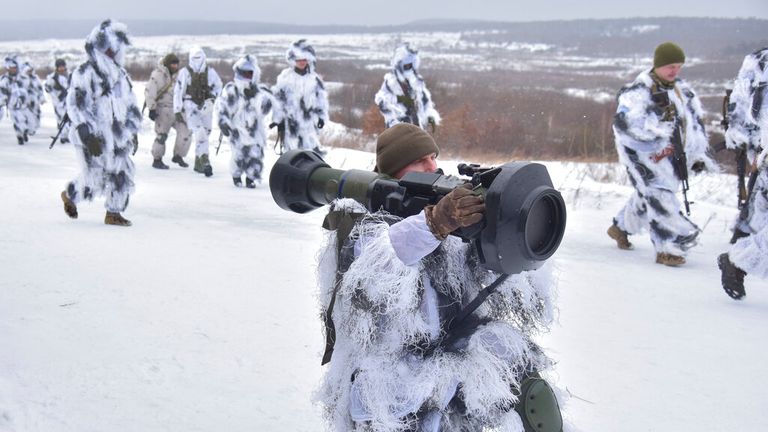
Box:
243, 86, 256, 98
220, 123, 232, 137
691, 161, 705, 173
175, 112, 186, 125
148, 109, 157, 121
77, 124, 103, 156
132, 134, 139, 155
317, 118, 325, 129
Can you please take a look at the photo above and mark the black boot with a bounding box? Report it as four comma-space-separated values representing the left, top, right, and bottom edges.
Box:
729, 228, 750, 244
17, 136, 24, 145
171, 155, 189, 168
23, 131, 29, 143
60, 137, 70, 144
152, 159, 170, 169
718, 253, 746, 300
233, 177, 242, 187
245, 177, 257, 188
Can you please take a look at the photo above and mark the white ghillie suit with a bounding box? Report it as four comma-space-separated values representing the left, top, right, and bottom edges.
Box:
375, 43, 441, 131
612, 70, 717, 256
173, 46, 222, 158
44, 65, 71, 141
21, 62, 45, 136
316, 200, 565, 432
63, 20, 141, 213
725, 48, 768, 234
216, 55, 276, 183
272, 39, 329, 152
0, 56, 32, 143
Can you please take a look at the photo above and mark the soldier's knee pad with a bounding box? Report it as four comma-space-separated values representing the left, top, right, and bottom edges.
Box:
515, 376, 563, 432
155, 133, 168, 145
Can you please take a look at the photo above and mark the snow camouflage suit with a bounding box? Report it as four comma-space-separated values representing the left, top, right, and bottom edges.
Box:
216, 55, 276, 182
375, 43, 441, 130
63, 20, 141, 213
272, 39, 329, 152
725, 47, 768, 235
173, 46, 222, 158
44, 66, 71, 140
612, 70, 717, 256
21, 62, 45, 136
0, 56, 33, 143
146, 57, 191, 160
316, 199, 564, 431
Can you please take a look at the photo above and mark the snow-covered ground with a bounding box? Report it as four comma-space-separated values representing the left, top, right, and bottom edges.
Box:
0, 85, 766, 432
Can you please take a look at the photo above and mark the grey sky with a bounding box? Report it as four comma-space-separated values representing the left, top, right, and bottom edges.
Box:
3, 0, 767, 25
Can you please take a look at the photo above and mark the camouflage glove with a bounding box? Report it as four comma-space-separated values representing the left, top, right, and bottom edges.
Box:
76, 124, 103, 156
691, 160, 705, 174
132, 134, 139, 155
424, 184, 485, 240
317, 118, 325, 129
175, 112, 186, 125
148, 109, 158, 121
428, 117, 437, 134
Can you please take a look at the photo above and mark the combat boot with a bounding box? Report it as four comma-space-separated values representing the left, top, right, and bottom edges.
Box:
200, 154, 213, 177
23, 131, 28, 143
729, 228, 749, 244
152, 158, 169, 169
655, 252, 685, 267
105, 212, 132, 227
607, 223, 633, 250
718, 253, 746, 300
194, 156, 204, 173
60, 191, 78, 219
245, 177, 257, 188
17, 136, 24, 145
233, 177, 242, 187
171, 155, 188, 168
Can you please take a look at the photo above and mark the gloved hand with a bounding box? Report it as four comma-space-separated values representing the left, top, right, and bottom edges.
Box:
691, 160, 705, 174
270, 121, 286, 139
175, 112, 185, 125
428, 117, 437, 134
148, 109, 158, 121
317, 118, 325, 129
77, 124, 103, 156
424, 184, 485, 240
243, 86, 256, 98
132, 134, 139, 155
220, 123, 232, 137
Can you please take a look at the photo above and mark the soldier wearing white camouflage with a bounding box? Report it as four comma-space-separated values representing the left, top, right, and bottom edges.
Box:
216, 54, 276, 188
0, 56, 32, 145
44, 58, 71, 144
146, 53, 191, 169
173, 46, 222, 177
607, 42, 718, 266
21, 61, 45, 137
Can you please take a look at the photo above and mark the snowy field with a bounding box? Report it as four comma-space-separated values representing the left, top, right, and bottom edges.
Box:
1, 86, 767, 432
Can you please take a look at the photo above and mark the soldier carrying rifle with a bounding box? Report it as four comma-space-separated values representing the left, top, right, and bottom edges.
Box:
607, 42, 718, 266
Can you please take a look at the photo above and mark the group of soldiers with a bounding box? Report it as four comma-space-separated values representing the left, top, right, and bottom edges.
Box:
0, 56, 49, 145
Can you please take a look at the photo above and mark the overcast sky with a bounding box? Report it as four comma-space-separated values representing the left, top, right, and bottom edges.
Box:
3, 0, 767, 25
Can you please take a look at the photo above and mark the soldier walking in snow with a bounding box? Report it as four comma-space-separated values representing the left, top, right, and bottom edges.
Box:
0, 56, 32, 145
216, 54, 276, 188
316, 123, 564, 431
59, 19, 142, 227
21, 61, 45, 137
146, 53, 191, 169
271, 39, 329, 154
173, 46, 222, 177
718, 48, 768, 300
375, 43, 440, 132
607, 42, 718, 266
44, 58, 71, 144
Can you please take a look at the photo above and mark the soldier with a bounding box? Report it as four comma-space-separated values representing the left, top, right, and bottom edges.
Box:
718, 48, 768, 300
0, 56, 32, 145
21, 61, 45, 137
607, 42, 717, 266
216, 54, 276, 188
44, 58, 71, 144
59, 19, 142, 227
271, 39, 329, 153
375, 43, 440, 132
173, 46, 222, 177
146, 53, 191, 169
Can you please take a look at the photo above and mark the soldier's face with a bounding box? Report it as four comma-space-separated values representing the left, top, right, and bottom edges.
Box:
654, 63, 683, 82
8, 66, 17, 75
56, 66, 67, 74
394, 153, 438, 179
295, 59, 308, 70
169, 63, 179, 73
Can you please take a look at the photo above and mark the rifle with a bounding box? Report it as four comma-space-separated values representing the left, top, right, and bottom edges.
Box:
49, 113, 70, 149
651, 88, 692, 215
215, 132, 223, 155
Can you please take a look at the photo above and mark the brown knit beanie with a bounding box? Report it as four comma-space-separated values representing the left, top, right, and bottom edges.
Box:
653, 42, 685, 68
375, 123, 439, 177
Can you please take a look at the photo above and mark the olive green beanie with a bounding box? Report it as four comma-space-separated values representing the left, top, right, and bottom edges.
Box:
375, 123, 439, 177
653, 42, 685, 68
162, 53, 180, 70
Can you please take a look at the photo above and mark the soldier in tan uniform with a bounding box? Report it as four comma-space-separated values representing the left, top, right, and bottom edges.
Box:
145, 53, 191, 169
